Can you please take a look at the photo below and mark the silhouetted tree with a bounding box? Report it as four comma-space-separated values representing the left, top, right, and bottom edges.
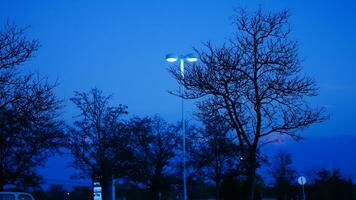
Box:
31, 189, 48, 200
191, 109, 242, 200
220, 173, 265, 200
70, 186, 91, 200
168, 8, 327, 199
308, 169, 355, 200
0, 23, 64, 189
0, 22, 38, 71
42, 185, 66, 200
32, 185, 91, 200
67, 88, 130, 200
126, 116, 180, 200
270, 151, 297, 200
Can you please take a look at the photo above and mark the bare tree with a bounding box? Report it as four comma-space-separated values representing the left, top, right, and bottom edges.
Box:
190, 110, 242, 200
169, 8, 327, 199
67, 88, 130, 200
270, 151, 297, 200
0, 22, 39, 110
0, 23, 64, 189
0, 22, 38, 70
126, 116, 180, 200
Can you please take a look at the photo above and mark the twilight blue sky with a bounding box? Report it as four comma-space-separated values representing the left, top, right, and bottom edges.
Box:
1, 0, 356, 185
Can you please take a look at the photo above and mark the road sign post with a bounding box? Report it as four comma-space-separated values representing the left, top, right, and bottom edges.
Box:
297, 176, 307, 200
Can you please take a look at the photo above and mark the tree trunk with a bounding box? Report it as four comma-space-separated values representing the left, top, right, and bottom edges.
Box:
215, 156, 220, 200
215, 181, 220, 200
0, 182, 4, 191
151, 182, 159, 200
101, 177, 113, 200
246, 150, 257, 200
0, 171, 4, 190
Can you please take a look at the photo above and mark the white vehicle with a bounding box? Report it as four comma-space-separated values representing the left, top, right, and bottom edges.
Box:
0, 192, 35, 200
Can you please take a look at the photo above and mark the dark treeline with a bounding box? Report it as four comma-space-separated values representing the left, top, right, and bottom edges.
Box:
0, 7, 354, 200
64, 88, 244, 200
265, 151, 355, 200
27, 151, 356, 200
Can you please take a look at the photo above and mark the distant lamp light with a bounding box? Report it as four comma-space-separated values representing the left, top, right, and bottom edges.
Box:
166, 54, 178, 62
185, 53, 198, 62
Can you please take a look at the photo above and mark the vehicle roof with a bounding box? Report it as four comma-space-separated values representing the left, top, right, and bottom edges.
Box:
0, 191, 32, 195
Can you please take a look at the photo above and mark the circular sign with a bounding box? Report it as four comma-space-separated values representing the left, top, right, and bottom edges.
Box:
298, 176, 307, 185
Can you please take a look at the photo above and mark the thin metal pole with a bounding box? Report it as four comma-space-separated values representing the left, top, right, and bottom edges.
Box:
180, 58, 187, 200
112, 175, 115, 200
302, 184, 305, 200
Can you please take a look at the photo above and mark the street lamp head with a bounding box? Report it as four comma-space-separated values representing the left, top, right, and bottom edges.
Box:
166, 53, 178, 63
185, 53, 198, 62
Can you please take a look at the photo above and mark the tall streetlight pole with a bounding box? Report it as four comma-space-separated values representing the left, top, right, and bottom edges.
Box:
166, 53, 198, 200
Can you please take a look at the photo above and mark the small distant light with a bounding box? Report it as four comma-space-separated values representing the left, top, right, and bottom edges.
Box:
240, 156, 244, 160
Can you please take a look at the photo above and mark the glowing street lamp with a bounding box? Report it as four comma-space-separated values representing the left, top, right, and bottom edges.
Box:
165, 53, 178, 62
166, 53, 198, 77
165, 53, 198, 200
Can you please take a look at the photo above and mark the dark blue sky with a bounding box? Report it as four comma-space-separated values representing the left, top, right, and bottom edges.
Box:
1, 0, 356, 185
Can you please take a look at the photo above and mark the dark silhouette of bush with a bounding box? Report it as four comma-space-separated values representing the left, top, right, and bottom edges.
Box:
307, 169, 355, 200
220, 173, 264, 200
